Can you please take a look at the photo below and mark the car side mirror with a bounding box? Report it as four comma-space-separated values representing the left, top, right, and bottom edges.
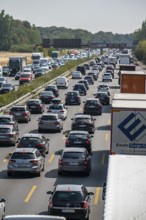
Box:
88, 192, 94, 196
102, 183, 106, 200
47, 139, 50, 141
47, 191, 53, 195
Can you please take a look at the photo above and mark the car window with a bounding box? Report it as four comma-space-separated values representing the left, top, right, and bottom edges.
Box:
0, 117, 11, 123
11, 152, 35, 159
63, 152, 85, 159
0, 128, 11, 133
69, 134, 87, 139
41, 115, 57, 120
49, 105, 63, 110
53, 191, 83, 202
20, 137, 40, 144
11, 107, 25, 112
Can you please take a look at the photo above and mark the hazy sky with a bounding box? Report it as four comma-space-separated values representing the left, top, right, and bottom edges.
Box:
0, 0, 146, 34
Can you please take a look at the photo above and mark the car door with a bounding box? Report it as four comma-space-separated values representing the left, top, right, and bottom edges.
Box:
0, 201, 4, 219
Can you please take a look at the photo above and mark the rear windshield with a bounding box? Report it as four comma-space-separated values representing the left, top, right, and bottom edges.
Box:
20, 137, 41, 144
86, 100, 99, 105
41, 115, 57, 120
11, 152, 35, 159
53, 191, 83, 202
67, 92, 77, 96
49, 105, 63, 110
69, 134, 87, 139
11, 107, 25, 112
63, 152, 85, 159
0, 128, 11, 133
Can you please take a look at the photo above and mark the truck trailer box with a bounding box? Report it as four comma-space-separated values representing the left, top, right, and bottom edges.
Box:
113, 93, 146, 101
103, 155, 146, 220
111, 100, 146, 155
120, 71, 146, 93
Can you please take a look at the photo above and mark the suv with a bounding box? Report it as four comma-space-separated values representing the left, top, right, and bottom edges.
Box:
76, 65, 86, 75
95, 91, 110, 105
83, 98, 102, 115
7, 148, 45, 177
73, 83, 87, 96
44, 85, 59, 97
17, 133, 49, 157
71, 114, 96, 134
9, 105, 31, 123
47, 184, 94, 219
0, 114, 18, 131
78, 80, 89, 90
97, 84, 110, 96
65, 91, 81, 105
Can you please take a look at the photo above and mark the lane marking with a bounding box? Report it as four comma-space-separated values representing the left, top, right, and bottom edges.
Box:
105, 133, 109, 141
108, 118, 111, 125
101, 153, 105, 165
79, 107, 82, 112
3, 159, 7, 162
94, 187, 100, 205
48, 153, 55, 163
24, 185, 37, 203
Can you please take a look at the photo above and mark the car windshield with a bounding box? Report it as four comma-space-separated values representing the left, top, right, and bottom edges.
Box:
0, 128, 11, 133
67, 92, 77, 96
63, 152, 85, 159
28, 100, 39, 104
97, 93, 107, 97
11, 152, 35, 159
69, 134, 87, 139
53, 191, 83, 202
20, 137, 41, 144
41, 115, 57, 120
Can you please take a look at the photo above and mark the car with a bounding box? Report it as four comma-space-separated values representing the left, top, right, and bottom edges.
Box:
0, 77, 7, 84
0, 199, 5, 219
83, 98, 102, 115
38, 113, 63, 133
102, 72, 112, 82
0, 114, 18, 131
58, 147, 91, 176
47, 104, 68, 120
78, 80, 89, 90
97, 84, 111, 96
76, 65, 86, 75
65, 91, 81, 105
7, 148, 45, 177
83, 63, 90, 70
39, 91, 55, 104
73, 83, 87, 96
2, 65, 10, 76
92, 65, 100, 72
0, 83, 15, 94
14, 72, 21, 80
19, 73, 33, 85
26, 99, 45, 113
51, 97, 61, 105
9, 105, 31, 123
87, 71, 98, 81
71, 114, 96, 134
44, 85, 59, 97
47, 184, 94, 219
89, 60, 96, 66
23, 67, 32, 74
35, 68, 46, 77
0, 124, 19, 146
84, 75, 94, 85
56, 77, 69, 89
95, 91, 110, 105
17, 133, 49, 157
72, 71, 82, 79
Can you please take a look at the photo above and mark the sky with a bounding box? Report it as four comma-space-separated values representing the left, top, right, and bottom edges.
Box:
0, 0, 146, 34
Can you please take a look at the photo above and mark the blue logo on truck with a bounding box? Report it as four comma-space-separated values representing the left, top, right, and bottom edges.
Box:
118, 112, 146, 141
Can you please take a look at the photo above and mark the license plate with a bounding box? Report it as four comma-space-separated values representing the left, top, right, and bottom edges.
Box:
62, 209, 75, 213
74, 141, 82, 144
69, 162, 79, 166
31, 106, 36, 108
15, 113, 21, 116
0, 136, 7, 139
79, 125, 86, 127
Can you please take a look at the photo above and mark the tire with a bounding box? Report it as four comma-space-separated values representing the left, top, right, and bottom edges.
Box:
58, 170, 62, 176
85, 215, 89, 220
38, 128, 42, 133
85, 171, 90, 176
36, 170, 41, 177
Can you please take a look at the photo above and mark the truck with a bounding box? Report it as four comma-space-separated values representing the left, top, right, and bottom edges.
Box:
103, 154, 146, 220
119, 53, 130, 65
9, 56, 27, 75
113, 93, 146, 101
32, 52, 43, 66
120, 71, 146, 93
110, 99, 146, 155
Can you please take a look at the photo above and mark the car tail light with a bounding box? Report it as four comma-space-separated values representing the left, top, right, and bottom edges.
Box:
54, 122, 60, 125
22, 112, 27, 116
8, 159, 16, 164
48, 201, 53, 208
59, 159, 64, 165
60, 110, 64, 112
47, 110, 52, 112
36, 144, 44, 147
84, 160, 88, 165
39, 121, 44, 124
32, 160, 39, 165
8, 134, 15, 137
66, 139, 70, 145
86, 140, 90, 145
83, 201, 88, 209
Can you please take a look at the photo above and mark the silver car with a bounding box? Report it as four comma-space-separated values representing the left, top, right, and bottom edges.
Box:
7, 148, 45, 177
58, 147, 91, 176
0, 199, 5, 220
38, 113, 63, 132
47, 104, 68, 120
0, 125, 19, 146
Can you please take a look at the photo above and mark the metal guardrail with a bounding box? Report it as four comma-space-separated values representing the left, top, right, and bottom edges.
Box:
0, 67, 74, 113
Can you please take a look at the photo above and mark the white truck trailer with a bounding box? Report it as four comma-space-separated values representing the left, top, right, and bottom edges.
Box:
110, 99, 146, 155
113, 93, 146, 101
103, 154, 146, 220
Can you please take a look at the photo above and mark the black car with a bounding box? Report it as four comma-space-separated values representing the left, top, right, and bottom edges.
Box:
83, 98, 102, 115
47, 184, 94, 219
83, 63, 90, 70
71, 114, 96, 134
95, 91, 110, 105
65, 130, 93, 154
39, 91, 55, 104
76, 65, 86, 75
0, 83, 15, 94
2, 66, 10, 76
44, 85, 59, 97
84, 76, 94, 85
78, 80, 89, 90
87, 71, 98, 81
17, 133, 49, 157
65, 91, 81, 105
73, 83, 87, 96
26, 99, 45, 113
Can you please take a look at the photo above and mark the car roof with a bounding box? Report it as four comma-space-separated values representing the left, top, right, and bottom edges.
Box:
28, 99, 40, 102
41, 113, 58, 117
11, 105, 26, 108
0, 115, 12, 118
0, 124, 13, 128
55, 184, 83, 191
86, 98, 99, 101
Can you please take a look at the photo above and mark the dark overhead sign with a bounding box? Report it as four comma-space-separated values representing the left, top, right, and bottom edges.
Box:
42, 38, 51, 48
53, 38, 82, 48
106, 43, 127, 48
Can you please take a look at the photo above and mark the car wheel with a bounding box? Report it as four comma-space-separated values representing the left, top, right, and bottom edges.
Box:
85, 215, 89, 220
38, 128, 42, 133
58, 170, 62, 176
7, 171, 12, 177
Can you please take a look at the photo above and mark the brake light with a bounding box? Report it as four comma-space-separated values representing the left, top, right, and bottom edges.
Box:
8, 159, 16, 164
86, 140, 90, 145
59, 159, 64, 165
32, 160, 39, 165
48, 201, 53, 208
83, 201, 88, 209
8, 134, 15, 137
66, 139, 70, 145
84, 160, 88, 165
54, 122, 60, 125
47, 110, 51, 112
22, 112, 27, 116
60, 110, 64, 112
36, 144, 44, 147
17, 144, 23, 147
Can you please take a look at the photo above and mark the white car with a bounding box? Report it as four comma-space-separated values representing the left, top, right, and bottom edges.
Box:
72, 71, 82, 79
47, 103, 68, 120
102, 72, 112, 82
0, 199, 5, 219
97, 84, 111, 96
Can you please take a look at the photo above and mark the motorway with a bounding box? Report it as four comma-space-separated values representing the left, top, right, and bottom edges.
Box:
0, 63, 141, 219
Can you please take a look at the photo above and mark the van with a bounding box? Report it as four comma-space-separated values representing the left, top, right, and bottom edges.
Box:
19, 73, 33, 85
4, 215, 66, 220
56, 76, 69, 89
